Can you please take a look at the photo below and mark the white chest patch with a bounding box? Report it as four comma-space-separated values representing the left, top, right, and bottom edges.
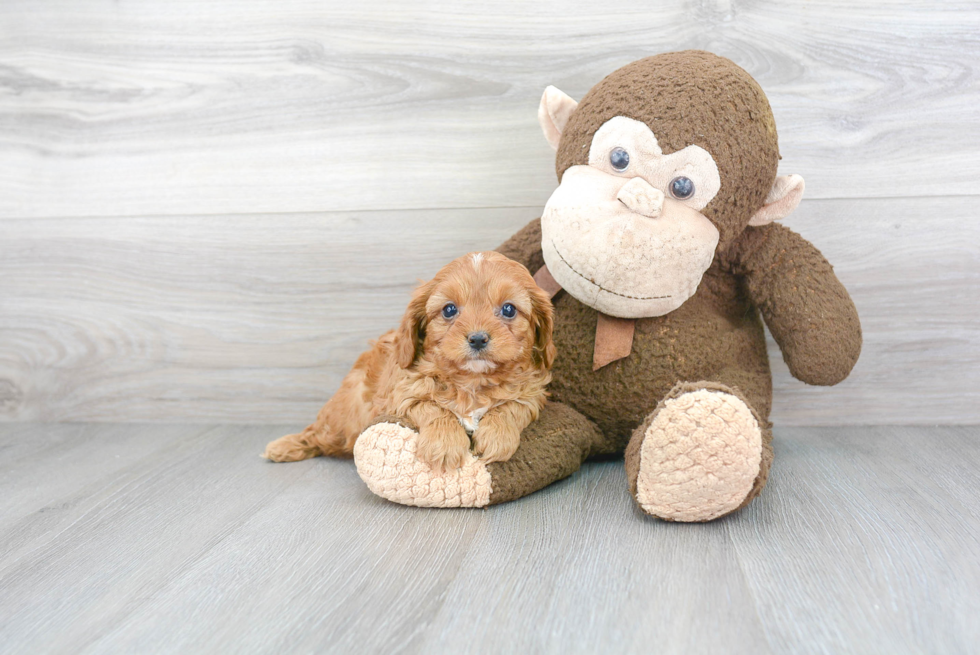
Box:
456, 407, 488, 434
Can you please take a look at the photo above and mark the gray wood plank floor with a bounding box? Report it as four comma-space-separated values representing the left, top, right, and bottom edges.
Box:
0, 423, 977, 654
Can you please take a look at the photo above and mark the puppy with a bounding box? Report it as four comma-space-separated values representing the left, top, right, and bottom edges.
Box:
263, 251, 555, 471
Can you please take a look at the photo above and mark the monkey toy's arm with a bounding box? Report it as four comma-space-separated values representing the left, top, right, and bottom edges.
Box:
728, 223, 862, 386
495, 218, 545, 272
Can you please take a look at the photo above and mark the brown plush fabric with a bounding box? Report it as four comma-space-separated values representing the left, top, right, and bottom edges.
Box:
486, 401, 604, 505
722, 223, 863, 385
555, 51, 779, 250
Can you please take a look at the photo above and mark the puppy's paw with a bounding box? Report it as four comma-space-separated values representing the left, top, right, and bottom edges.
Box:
417, 422, 472, 473
471, 424, 521, 464
262, 433, 321, 462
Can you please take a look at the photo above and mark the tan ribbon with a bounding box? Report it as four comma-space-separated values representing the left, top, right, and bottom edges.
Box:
592, 313, 636, 371
534, 265, 636, 371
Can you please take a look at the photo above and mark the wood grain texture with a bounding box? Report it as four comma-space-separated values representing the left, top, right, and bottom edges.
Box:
730, 426, 980, 653
0, 423, 214, 555
1, 197, 977, 424
1, 0, 979, 219
0, 423, 977, 653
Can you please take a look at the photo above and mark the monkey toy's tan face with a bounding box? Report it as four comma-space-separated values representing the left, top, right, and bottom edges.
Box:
537, 75, 805, 320
541, 116, 723, 318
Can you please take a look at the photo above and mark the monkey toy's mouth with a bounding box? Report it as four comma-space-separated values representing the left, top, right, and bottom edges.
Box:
550, 240, 670, 302
539, 202, 719, 319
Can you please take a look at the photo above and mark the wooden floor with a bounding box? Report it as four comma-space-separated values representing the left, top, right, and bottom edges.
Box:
0, 424, 977, 654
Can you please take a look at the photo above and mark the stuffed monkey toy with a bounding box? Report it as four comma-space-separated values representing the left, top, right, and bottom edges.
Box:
353, 50, 861, 521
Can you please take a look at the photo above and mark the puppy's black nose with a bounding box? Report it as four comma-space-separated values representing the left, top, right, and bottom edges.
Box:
467, 331, 490, 351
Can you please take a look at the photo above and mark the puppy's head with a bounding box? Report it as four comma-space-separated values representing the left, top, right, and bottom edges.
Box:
395, 252, 555, 374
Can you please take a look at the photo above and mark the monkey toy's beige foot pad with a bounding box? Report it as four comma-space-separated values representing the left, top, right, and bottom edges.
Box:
632, 389, 762, 522
353, 422, 492, 508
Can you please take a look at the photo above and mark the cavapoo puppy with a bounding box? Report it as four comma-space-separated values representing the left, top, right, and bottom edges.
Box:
263, 251, 555, 471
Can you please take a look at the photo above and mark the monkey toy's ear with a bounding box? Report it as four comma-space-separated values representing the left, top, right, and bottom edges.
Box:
538, 86, 578, 150
748, 174, 806, 226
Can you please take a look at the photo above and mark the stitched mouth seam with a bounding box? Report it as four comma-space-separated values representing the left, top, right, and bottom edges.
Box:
551, 239, 671, 301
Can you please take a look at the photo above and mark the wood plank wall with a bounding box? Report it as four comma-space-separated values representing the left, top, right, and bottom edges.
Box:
1, 0, 978, 424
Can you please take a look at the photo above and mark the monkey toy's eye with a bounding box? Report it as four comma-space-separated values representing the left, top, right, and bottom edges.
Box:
442, 303, 458, 319
609, 147, 630, 172
670, 176, 695, 200
500, 303, 517, 319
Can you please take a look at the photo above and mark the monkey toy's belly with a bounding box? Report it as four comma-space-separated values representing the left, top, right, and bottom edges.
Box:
547, 282, 773, 454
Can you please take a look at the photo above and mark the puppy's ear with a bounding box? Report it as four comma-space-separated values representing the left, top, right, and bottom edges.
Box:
395, 280, 432, 368
529, 283, 556, 370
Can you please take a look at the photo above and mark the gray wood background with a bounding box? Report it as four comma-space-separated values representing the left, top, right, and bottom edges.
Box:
1, 0, 978, 424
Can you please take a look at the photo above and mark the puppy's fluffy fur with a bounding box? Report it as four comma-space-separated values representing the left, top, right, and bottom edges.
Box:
263, 251, 555, 471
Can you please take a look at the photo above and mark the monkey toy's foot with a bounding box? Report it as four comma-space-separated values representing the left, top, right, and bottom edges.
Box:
353, 422, 492, 508
625, 384, 766, 522
354, 403, 602, 509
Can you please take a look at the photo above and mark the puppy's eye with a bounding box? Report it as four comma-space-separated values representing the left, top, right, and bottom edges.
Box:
501, 303, 517, 319
610, 147, 630, 172
442, 303, 458, 319
670, 176, 695, 200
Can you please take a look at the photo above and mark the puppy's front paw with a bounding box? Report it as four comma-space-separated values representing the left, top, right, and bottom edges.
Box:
472, 424, 521, 464
417, 422, 471, 473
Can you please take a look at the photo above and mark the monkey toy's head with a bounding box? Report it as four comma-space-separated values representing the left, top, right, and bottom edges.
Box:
538, 50, 805, 318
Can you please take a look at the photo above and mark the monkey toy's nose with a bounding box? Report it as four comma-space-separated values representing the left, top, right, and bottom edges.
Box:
467, 332, 490, 351
617, 177, 665, 218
